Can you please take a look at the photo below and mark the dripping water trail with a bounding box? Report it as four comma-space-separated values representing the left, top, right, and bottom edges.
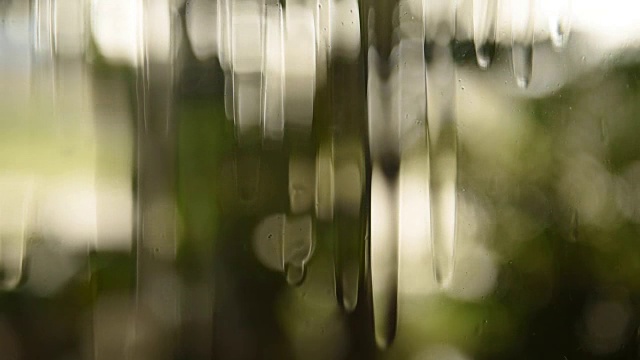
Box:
329, 45, 367, 312
512, 43, 533, 88
370, 163, 399, 349
367, 37, 400, 346
511, 0, 535, 88
549, 0, 571, 51
426, 42, 458, 287
261, 2, 285, 146
131, 1, 178, 358
334, 214, 363, 312
473, 0, 498, 69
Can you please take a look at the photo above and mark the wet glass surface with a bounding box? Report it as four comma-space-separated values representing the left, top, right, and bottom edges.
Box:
1, 0, 640, 359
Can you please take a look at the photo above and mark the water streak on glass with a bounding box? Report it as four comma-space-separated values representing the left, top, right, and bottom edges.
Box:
6, 0, 640, 358
132, 0, 179, 358
261, 3, 284, 145
218, 0, 232, 70
315, 0, 329, 88
225, 0, 266, 200
332, 152, 364, 311
331, 137, 366, 312
222, 0, 319, 201
329, 0, 362, 62
511, 0, 535, 88
370, 166, 399, 349
219, 0, 234, 121
185, 0, 218, 61
549, 0, 571, 51
425, 0, 458, 287
0, 179, 32, 289
396, 12, 427, 152
473, 0, 498, 69
328, 0, 364, 311
367, 31, 400, 345
283, 4, 316, 136
315, 142, 335, 221
0, 0, 46, 290
231, 0, 264, 143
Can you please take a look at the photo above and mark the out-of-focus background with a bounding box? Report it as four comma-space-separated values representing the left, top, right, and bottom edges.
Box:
1, 0, 640, 359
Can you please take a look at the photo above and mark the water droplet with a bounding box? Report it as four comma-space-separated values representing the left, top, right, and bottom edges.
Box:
253, 214, 314, 286
284, 216, 314, 286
